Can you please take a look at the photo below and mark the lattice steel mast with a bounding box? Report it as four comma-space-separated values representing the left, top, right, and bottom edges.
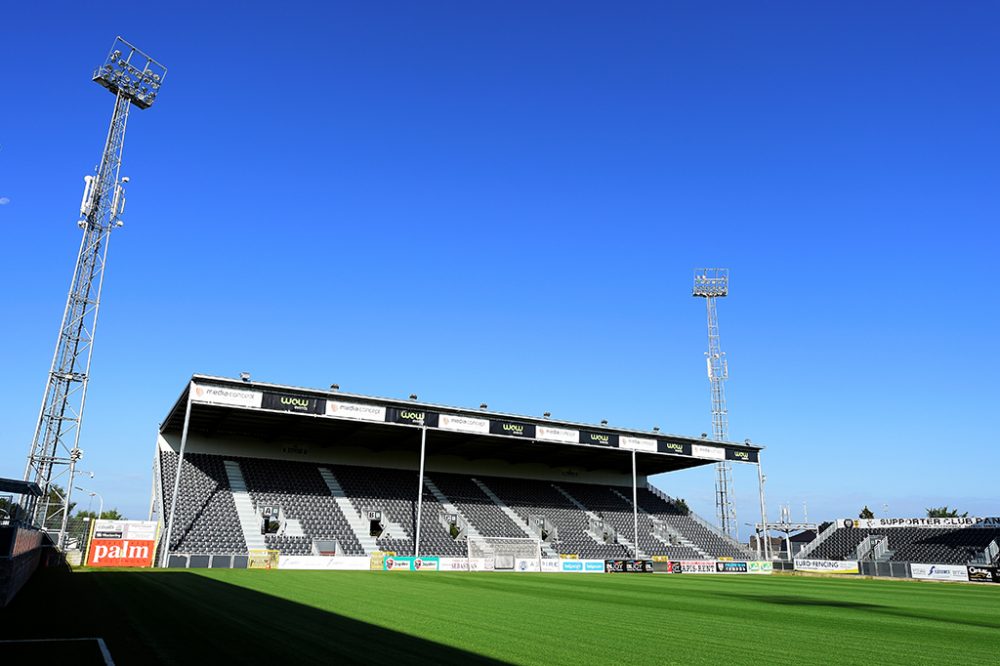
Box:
693, 269, 737, 538
23, 38, 166, 546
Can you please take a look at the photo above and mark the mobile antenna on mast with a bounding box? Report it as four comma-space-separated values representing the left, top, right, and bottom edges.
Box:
23, 37, 166, 547
692, 268, 738, 539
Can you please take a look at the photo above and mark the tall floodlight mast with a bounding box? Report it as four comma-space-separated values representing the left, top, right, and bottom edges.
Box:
23, 37, 166, 546
692, 268, 738, 539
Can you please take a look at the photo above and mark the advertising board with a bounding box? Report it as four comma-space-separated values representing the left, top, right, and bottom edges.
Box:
715, 561, 748, 573
966, 565, 1000, 584
191, 383, 262, 409
86, 520, 158, 567
676, 560, 717, 574
605, 559, 653, 573
911, 563, 968, 582
793, 559, 859, 574
535, 426, 579, 444
262, 392, 324, 415
278, 556, 370, 570
326, 400, 387, 423
691, 444, 725, 461
439, 414, 490, 435
747, 561, 773, 574
383, 556, 441, 571
840, 517, 1000, 530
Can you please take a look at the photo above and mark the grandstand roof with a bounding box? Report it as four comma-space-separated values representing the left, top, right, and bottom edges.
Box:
159, 375, 763, 476
0, 477, 42, 496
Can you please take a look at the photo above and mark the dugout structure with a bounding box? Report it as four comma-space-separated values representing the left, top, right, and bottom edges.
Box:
153, 375, 769, 565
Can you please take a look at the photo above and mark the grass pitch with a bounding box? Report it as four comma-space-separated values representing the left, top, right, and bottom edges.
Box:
2, 569, 998, 665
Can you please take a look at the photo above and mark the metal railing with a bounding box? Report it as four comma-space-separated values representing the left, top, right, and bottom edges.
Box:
795, 521, 838, 559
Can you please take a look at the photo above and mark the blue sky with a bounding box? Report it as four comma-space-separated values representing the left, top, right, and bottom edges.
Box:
1, 2, 997, 529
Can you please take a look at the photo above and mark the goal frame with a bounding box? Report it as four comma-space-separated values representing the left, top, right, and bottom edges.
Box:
466, 535, 543, 572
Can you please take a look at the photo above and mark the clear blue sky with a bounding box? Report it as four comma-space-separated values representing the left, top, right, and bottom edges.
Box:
1, 2, 997, 529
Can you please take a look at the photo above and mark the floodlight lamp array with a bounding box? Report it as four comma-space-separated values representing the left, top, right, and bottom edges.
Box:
692, 268, 729, 298
93, 36, 167, 109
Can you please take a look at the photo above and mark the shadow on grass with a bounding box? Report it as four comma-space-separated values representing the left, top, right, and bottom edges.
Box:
0, 568, 510, 665
752, 595, 882, 609
720, 592, 1000, 631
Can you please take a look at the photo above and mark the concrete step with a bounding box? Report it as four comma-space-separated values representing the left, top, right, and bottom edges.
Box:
472, 478, 558, 558
553, 484, 645, 558
423, 478, 483, 543
610, 488, 705, 558
222, 460, 267, 551
317, 467, 379, 555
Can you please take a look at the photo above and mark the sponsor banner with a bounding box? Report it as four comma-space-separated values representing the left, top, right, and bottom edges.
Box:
382, 556, 441, 571
848, 517, 1000, 530
580, 431, 618, 448
388, 407, 439, 427
515, 559, 541, 572
677, 560, 719, 574
535, 425, 579, 444
605, 559, 654, 573
691, 444, 726, 461
278, 556, 370, 570
560, 560, 584, 572
438, 557, 495, 572
651, 561, 675, 573
651, 555, 672, 562
326, 400, 387, 423
439, 414, 490, 435
541, 559, 562, 572
726, 448, 758, 464
262, 392, 324, 415
584, 560, 605, 573
912, 563, 968, 582
967, 566, 1000, 584
92, 519, 157, 541
191, 383, 262, 409
490, 420, 535, 438
658, 440, 692, 456
748, 561, 774, 575
716, 561, 749, 573
620, 436, 657, 453
794, 559, 860, 574
86, 520, 158, 567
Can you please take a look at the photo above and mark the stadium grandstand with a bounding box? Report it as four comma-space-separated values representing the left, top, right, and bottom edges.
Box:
797, 517, 1000, 566
153, 375, 764, 567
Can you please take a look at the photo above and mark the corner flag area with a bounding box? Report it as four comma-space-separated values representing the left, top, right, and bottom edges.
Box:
2, 569, 997, 665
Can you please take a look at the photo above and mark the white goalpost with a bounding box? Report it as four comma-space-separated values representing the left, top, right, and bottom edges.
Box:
466, 536, 543, 572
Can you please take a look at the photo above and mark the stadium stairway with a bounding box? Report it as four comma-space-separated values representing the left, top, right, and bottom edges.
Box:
423, 478, 485, 545
552, 484, 646, 558
223, 460, 267, 551
609, 488, 708, 559
473, 478, 559, 558
794, 521, 838, 559
317, 468, 380, 555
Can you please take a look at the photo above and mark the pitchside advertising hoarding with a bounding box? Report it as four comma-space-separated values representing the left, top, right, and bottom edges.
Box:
86, 520, 159, 567
793, 559, 860, 574
383, 556, 441, 571
966, 566, 1000, 584
911, 563, 969, 582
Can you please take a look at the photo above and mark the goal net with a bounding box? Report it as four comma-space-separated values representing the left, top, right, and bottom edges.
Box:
467, 536, 542, 572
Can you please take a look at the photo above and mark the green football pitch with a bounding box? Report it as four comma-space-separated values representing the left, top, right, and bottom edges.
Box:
1, 569, 998, 665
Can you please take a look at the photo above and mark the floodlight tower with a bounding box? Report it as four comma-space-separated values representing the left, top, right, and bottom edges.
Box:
23, 37, 166, 546
692, 268, 738, 539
